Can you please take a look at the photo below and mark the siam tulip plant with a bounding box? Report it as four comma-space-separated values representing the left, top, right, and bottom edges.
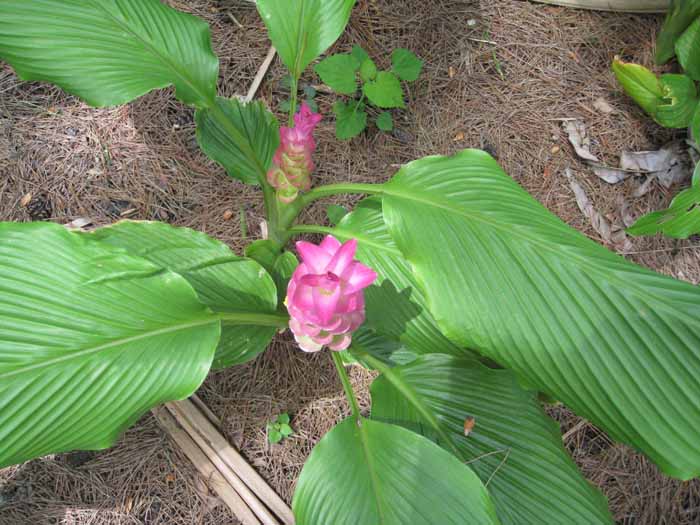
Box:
0, 1, 699, 524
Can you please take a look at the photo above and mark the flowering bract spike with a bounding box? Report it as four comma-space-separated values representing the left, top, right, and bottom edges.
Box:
267, 102, 322, 203
286, 235, 377, 352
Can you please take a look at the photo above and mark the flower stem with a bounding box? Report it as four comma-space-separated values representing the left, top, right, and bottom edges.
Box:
331, 351, 361, 420
288, 77, 298, 127
298, 182, 384, 208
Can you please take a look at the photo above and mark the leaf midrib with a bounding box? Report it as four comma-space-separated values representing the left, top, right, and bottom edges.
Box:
86, 0, 215, 106
382, 183, 700, 323
358, 420, 389, 524
0, 316, 219, 379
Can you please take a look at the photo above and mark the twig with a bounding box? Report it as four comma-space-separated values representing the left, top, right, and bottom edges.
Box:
244, 46, 277, 102
562, 419, 588, 442
167, 399, 295, 525
152, 407, 262, 525
485, 448, 511, 487
227, 12, 244, 28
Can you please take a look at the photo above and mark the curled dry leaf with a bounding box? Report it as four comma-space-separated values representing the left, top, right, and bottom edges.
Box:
593, 97, 615, 114
19, 192, 32, 207
563, 120, 599, 162
565, 169, 632, 253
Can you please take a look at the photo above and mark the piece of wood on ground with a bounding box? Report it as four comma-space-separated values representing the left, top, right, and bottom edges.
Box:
152, 406, 262, 525
244, 46, 277, 103
166, 399, 295, 525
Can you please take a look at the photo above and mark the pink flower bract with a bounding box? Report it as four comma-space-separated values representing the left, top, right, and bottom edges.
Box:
286, 235, 377, 352
267, 102, 322, 203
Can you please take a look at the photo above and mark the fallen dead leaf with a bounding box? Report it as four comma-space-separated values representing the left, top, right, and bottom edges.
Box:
223, 209, 234, 221
551, 145, 560, 155
593, 97, 615, 114
20, 193, 32, 207
453, 132, 465, 142
563, 120, 599, 162
565, 169, 632, 252
464, 417, 476, 437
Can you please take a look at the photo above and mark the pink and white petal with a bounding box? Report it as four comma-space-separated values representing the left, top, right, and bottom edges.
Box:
295, 334, 324, 352
320, 235, 342, 255
292, 283, 315, 311
326, 239, 357, 275
312, 285, 342, 325
313, 332, 335, 345
345, 263, 378, 293
296, 241, 332, 273
328, 334, 352, 351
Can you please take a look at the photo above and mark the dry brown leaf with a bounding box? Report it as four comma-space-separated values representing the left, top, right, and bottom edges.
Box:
593, 97, 614, 114
464, 417, 476, 437
223, 209, 234, 221
19, 193, 32, 207
563, 120, 599, 162
453, 132, 465, 142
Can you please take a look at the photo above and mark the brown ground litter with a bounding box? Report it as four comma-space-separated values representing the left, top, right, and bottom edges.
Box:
1, 1, 699, 524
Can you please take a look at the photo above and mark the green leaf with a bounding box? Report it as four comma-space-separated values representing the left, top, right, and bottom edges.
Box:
350, 326, 419, 367
272, 251, 299, 305
376, 111, 394, 131
627, 175, 700, 239
675, 17, 700, 81
277, 413, 291, 424
380, 149, 700, 479
0, 222, 220, 467
314, 54, 360, 95
333, 198, 465, 361
359, 58, 378, 82
268, 429, 283, 443
656, 74, 698, 128
333, 101, 368, 140
612, 59, 664, 117
692, 104, 700, 144
245, 239, 281, 272
304, 84, 317, 98
196, 97, 279, 185
656, 0, 700, 64
0, 0, 218, 108
88, 221, 279, 368
371, 355, 612, 525
292, 417, 500, 525
363, 72, 405, 109
257, 0, 356, 79
391, 48, 423, 82
280, 424, 294, 437
305, 98, 319, 113
351, 45, 369, 65
326, 204, 349, 225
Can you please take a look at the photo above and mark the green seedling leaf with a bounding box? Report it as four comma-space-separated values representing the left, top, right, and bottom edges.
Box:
627, 174, 700, 239
656, 73, 698, 128
391, 48, 423, 81
280, 424, 294, 437
305, 98, 319, 113
327, 204, 349, 225
277, 413, 290, 424
268, 429, 283, 444
314, 54, 360, 95
612, 59, 664, 117
376, 111, 393, 131
359, 58, 378, 82
279, 99, 292, 112
351, 44, 369, 65
303, 84, 317, 98
333, 101, 368, 140
363, 72, 405, 109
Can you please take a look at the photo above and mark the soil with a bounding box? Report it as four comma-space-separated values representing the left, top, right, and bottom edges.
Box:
1, 1, 699, 524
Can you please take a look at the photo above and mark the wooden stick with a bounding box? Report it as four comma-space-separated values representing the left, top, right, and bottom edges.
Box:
191, 393, 223, 429
167, 399, 295, 525
152, 407, 262, 525
165, 402, 282, 525
244, 46, 277, 102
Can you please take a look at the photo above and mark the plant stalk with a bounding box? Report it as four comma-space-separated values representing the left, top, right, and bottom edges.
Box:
331, 351, 361, 420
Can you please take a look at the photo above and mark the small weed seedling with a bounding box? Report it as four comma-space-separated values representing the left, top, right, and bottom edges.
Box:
314, 45, 422, 140
267, 413, 294, 444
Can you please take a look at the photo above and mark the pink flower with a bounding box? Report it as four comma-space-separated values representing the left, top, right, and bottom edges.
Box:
267, 102, 322, 203
285, 235, 377, 352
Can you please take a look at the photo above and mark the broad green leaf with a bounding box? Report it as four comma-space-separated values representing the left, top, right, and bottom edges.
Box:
351, 44, 369, 64
380, 149, 700, 479
627, 174, 700, 239
0, 0, 218, 108
0, 222, 220, 467
350, 325, 419, 367
656, 74, 698, 128
656, 0, 700, 64
612, 60, 664, 117
88, 221, 279, 368
333, 198, 465, 360
272, 251, 299, 304
376, 111, 394, 131
371, 355, 612, 525
245, 239, 281, 272
196, 97, 280, 185
676, 17, 700, 81
333, 101, 367, 140
359, 57, 378, 82
256, 0, 356, 79
292, 417, 500, 525
692, 104, 700, 144
391, 48, 423, 82
363, 72, 405, 109
314, 54, 359, 95
326, 204, 349, 225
